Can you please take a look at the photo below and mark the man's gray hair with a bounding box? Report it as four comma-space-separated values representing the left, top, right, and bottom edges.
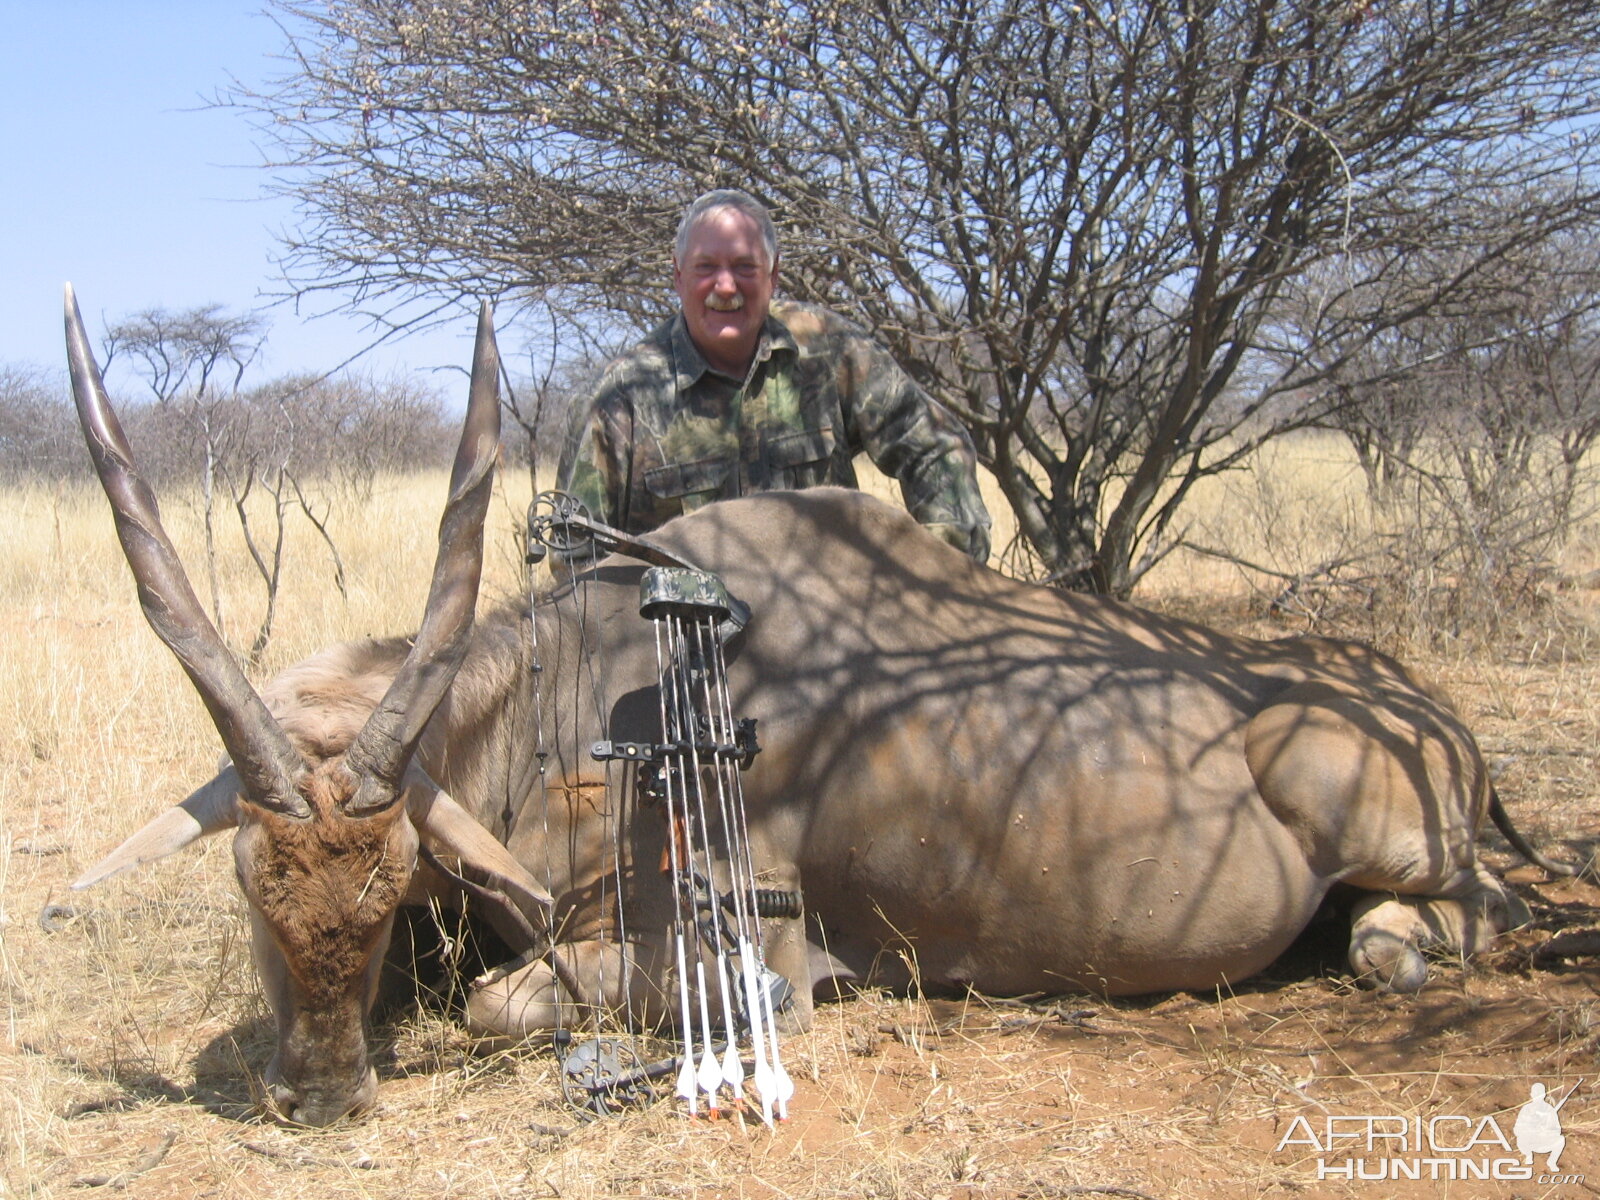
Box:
674, 189, 780, 266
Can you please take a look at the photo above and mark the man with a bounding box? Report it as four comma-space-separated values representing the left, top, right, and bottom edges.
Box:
1513, 1082, 1569, 1170
556, 189, 992, 561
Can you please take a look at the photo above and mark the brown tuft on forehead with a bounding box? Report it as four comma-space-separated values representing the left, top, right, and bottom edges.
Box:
246, 768, 415, 1006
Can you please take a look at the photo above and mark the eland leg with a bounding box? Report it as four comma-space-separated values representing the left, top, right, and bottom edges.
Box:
1246, 679, 1527, 993
465, 916, 815, 1041
1347, 868, 1529, 990
465, 938, 672, 1040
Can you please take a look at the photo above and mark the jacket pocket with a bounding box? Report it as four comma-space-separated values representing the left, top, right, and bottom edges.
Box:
764, 425, 836, 485
643, 456, 730, 500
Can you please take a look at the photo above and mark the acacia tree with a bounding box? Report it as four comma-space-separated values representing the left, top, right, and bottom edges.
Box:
1315, 238, 1600, 508
104, 305, 268, 626
98, 308, 425, 661
240, 0, 1600, 593
0, 366, 79, 482
1297, 237, 1600, 638
217, 370, 454, 661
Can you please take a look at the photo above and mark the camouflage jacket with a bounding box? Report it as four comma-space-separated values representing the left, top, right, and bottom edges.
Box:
556, 299, 991, 561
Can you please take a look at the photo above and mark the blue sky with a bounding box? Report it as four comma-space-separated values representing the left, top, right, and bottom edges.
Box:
2, 3, 480, 390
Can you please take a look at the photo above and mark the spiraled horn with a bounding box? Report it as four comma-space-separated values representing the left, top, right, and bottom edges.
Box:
64, 284, 308, 817
344, 301, 501, 810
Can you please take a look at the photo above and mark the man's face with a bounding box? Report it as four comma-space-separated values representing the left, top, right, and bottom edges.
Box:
673, 206, 778, 378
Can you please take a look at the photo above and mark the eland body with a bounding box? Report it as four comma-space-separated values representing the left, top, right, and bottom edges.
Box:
67, 292, 1544, 1125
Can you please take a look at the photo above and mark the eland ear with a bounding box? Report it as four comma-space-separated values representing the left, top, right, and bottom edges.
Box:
72, 768, 243, 889
403, 764, 554, 935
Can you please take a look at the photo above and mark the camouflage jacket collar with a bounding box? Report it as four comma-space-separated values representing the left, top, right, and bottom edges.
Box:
662, 309, 800, 392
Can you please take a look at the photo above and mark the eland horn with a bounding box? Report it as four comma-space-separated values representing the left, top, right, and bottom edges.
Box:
344, 300, 501, 810
64, 283, 308, 816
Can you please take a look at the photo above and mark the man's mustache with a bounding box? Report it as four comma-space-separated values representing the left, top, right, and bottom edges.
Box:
706, 294, 745, 312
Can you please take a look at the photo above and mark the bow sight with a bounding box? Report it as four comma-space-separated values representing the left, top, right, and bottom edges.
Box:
527, 494, 798, 1123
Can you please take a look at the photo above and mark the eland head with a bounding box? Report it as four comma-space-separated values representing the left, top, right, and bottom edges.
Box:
63, 287, 529, 1125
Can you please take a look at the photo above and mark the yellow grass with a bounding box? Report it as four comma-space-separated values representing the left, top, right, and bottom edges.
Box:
856, 432, 1385, 617
2, 445, 1598, 1198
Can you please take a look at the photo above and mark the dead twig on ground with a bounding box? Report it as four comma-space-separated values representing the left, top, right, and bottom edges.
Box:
71, 1130, 176, 1189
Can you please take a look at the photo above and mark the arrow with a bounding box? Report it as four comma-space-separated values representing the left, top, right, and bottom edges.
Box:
695, 958, 723, 1108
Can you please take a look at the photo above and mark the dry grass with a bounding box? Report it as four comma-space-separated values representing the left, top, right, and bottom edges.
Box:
3, 446, 1600, 1198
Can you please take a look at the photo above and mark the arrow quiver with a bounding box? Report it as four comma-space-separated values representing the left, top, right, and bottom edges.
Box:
526, 495, 797, 1122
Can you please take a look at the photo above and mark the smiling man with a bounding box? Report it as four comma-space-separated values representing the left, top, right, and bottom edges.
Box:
556, 189, 991, 561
